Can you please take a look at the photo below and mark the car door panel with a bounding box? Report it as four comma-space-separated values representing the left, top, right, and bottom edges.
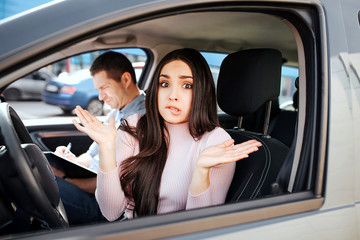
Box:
27, 124, 93, 155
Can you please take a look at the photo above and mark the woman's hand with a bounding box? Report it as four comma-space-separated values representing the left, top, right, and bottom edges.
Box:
72, 105, 118, 172
72, 105, 117, 145
190, 139, 261, 195
197, 139, 262, 169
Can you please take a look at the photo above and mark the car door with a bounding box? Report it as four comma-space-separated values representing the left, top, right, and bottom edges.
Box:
1, 0, 359, 239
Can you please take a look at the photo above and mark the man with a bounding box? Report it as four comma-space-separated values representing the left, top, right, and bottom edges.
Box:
53, 51, 145, 225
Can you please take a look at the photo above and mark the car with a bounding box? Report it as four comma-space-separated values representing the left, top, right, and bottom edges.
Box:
42, 69, 104, 115
2, 67, 56, 101
0, 0, 359, 239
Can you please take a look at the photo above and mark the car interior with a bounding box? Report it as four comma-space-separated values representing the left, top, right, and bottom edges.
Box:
218, 48, 290, 201
0, 3, 324, 238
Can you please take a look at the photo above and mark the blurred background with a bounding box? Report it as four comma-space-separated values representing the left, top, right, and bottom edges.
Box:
0, 0, 53, 20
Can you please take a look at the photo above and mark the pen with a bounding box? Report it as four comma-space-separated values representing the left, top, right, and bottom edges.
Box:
64, 142, 72, 156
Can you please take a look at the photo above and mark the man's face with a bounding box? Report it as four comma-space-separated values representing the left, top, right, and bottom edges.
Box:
93, 70, 130, 110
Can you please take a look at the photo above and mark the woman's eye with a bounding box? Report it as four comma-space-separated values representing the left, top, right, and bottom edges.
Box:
182, 83, 193, 89
160, 81, 169, 88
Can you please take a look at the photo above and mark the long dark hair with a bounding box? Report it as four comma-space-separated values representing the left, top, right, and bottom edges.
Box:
120, 48, 219, 216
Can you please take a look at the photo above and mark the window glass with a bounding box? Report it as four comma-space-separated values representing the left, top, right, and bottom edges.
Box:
3, 48, 147, 120
279, 66, 299, 110
201, 51, 227, 88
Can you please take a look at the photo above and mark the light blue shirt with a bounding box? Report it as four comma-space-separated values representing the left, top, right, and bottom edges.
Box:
87, 91, 145, 171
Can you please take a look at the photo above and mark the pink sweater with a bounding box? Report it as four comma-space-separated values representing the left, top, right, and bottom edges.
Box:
95, 114, 235, 221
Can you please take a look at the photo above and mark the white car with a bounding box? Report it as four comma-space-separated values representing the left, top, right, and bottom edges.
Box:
0, 0, 359, 239
3, 68, 55, 101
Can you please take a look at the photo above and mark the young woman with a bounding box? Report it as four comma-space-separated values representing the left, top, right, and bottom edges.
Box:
73, 48, 261, 220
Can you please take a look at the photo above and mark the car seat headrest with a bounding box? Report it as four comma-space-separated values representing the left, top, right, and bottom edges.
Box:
217, 48, 282, 117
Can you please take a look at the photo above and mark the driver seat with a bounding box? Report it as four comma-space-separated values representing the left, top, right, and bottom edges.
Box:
217, 48, 289, 201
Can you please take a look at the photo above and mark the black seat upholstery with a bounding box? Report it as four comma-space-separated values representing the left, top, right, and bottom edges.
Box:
217, 48, 289, 202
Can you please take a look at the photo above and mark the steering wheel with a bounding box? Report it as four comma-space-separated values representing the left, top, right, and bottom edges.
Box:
0, 102, 68, 229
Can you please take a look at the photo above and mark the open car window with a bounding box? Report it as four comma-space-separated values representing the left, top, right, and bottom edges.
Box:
1, 48, 148, 121
0, 1, 331, 239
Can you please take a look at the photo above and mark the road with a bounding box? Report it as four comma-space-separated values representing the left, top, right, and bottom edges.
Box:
8, 101, 75, 119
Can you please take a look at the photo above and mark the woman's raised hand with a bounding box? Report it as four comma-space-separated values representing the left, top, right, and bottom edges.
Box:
72, 106, 117, 145
190, 139, 262, 195
196, 139, 262, 169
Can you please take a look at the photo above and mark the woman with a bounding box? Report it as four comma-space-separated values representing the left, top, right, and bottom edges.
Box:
73, 48, 261, 220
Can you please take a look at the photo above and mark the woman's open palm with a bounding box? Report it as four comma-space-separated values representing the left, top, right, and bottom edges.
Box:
72, 106, 117, 145
197, 139, 262, 169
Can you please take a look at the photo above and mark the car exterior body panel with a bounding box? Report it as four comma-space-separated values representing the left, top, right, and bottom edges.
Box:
0, 0, 359, 239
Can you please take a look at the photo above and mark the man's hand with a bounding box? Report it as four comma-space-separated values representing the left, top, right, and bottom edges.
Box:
54, 145, 77, 161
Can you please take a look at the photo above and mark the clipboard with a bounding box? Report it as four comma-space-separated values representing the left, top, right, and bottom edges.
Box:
44, 151, 97, 178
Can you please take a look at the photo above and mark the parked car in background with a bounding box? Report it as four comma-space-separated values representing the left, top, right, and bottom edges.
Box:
42, 69, 103, 115
2, 67, 55, 101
